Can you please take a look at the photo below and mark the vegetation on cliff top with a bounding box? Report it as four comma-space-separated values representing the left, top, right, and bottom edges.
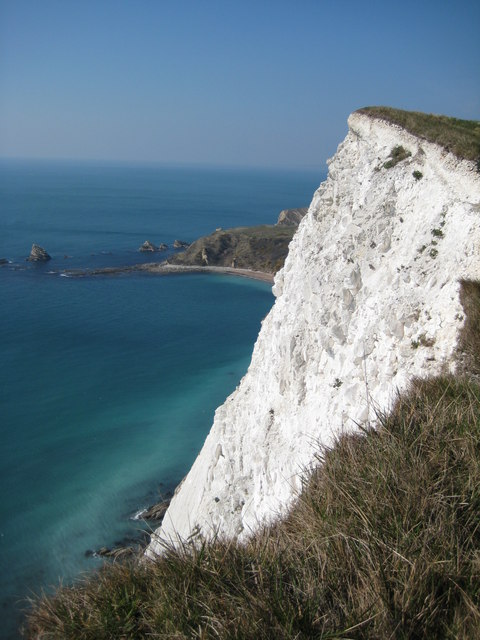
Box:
357, 106, 480, 167
24, 281, 480, 638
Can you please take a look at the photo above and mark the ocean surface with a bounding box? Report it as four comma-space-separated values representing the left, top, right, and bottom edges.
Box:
0, 159, 323, 639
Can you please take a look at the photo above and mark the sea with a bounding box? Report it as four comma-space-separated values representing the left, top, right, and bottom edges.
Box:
0, 159, 323, 639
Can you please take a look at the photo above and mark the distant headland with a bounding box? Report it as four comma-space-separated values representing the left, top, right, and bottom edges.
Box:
57, 207, 308, 282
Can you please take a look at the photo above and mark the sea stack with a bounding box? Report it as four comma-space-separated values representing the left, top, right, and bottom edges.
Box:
27, 244, 51, 262
173, 239, 190, 249
139, 240, 167, 252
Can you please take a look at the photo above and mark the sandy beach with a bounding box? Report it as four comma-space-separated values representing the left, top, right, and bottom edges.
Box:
63, 262, 275, 284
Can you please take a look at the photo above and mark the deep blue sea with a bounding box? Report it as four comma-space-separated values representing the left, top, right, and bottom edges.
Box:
0, 159, 323, 639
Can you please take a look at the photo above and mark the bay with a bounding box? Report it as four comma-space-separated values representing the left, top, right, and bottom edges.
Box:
0, 160, 323, 638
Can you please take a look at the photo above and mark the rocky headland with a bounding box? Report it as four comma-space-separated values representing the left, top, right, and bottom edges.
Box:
56, 208, 306, 281
166, 208, 307, 274
166, 224, 296, 274
148, 107, 480, 553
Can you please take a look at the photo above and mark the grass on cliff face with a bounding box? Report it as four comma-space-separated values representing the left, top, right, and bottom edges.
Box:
357, 106, 480, 167
458, 279, 480, 377
24, 374, 480, 639
383, 145, 412, 169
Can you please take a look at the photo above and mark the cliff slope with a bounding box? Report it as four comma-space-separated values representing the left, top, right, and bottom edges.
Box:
148, 109, 480, 554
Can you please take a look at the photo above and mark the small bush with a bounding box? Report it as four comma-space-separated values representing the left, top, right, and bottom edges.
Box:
413, 170, 423, 180
411, 333, 435, 349
383, 145, 411, 169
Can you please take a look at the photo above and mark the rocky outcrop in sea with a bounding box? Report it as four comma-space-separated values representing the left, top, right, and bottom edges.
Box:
173, 239, 190, 249
27, 244, 51, 262
139, 240, 167, 252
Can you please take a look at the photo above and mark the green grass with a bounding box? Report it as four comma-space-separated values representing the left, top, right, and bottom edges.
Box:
383, 145, 411, 169
357, 106, 480, 167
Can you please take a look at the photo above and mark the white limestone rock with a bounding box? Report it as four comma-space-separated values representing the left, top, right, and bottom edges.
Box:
147, 112, 480, 556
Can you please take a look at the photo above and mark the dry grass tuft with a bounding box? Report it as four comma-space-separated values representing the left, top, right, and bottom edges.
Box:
457, 279, 480, 376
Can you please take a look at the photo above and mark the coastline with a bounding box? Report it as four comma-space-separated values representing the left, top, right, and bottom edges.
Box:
62, 262, 275, 284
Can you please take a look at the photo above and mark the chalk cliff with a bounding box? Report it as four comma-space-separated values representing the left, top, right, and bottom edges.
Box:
147, 111, 480, 555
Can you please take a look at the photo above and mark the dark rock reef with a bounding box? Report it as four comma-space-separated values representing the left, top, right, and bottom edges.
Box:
27, 244, 51, 262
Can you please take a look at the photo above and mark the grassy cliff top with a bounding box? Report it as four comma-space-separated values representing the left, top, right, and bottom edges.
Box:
357, 106, 480, 166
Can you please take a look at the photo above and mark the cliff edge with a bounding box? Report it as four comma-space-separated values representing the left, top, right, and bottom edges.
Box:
148, 109, 480, 555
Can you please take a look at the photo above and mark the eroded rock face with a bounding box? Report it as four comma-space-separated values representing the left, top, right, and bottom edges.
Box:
147, 112, 480, 555
276, 207, 308, 226
27, 244, 51, 262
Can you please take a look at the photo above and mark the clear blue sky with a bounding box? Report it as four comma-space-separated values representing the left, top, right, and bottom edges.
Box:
1, 0, 479, 169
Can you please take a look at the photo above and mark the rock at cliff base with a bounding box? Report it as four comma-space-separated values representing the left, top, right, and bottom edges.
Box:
173, 239, 190, 249
27, 244, 51, 262
138, 500, 170, 522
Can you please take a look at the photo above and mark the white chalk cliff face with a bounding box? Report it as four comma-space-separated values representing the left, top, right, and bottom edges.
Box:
147, 112, 480, 556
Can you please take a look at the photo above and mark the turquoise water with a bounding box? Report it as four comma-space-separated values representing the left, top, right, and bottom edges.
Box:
0, 160, 322, 638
